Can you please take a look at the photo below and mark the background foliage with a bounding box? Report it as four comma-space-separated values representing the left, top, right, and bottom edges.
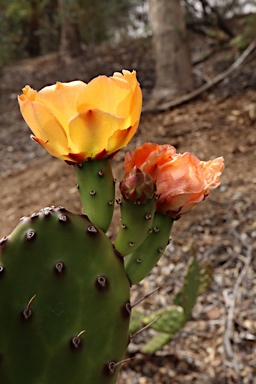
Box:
0, 0, 256, 68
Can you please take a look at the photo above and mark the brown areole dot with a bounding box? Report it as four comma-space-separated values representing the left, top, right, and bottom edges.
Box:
121, 302, 131, 318
0, 236, 8, 247
95, 275, 109, 291
58, 214, 68, 223
54, 262, 65, 275
87, 225, 98, 235
0, 265, 5, 277
70, 330, 85, 351
102, 361, 116, 377
25, 229, 36, 242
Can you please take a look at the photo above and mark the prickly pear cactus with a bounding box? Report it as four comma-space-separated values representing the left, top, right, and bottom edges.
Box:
0, 207, 130, 384
124, 213, 174, 285
74, 159, 115, 232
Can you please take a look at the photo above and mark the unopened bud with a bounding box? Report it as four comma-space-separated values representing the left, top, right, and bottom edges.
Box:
120, 166, 156, 204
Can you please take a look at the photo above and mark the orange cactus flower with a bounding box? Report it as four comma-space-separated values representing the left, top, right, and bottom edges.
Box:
18, 70, 142, 163
124, 142, 224, 219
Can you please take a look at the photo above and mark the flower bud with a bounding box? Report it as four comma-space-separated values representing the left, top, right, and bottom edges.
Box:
120, 166, 156, 204
124, 142, 224, 218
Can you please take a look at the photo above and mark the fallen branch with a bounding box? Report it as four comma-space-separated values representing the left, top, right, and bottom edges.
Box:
143, 39, 256, 114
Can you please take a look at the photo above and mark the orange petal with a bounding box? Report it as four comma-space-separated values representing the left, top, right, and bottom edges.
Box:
114, 70, 142, 126
77, 75, 133, 118
68, 109, 125, 157
20, 100, 69, 155
32, 136, 71, 161
201, 157, 224, 189
35, 81, 87, 133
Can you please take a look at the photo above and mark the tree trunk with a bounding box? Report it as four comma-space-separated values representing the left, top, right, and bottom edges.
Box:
148, 0, 194, 100
58, 0, 81, 61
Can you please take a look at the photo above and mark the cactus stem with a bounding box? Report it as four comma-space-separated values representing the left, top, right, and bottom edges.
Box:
89, 190, 96, 196
145, 214, 152, 220
70, 330, 86, 350
22, 294, 36, 320
98, 170, 104, 177
148, 228, 153, 233
54, 262, 65, 275
136, 258, 141, 263
129, 316, 161, 340
131, 287, 160, 309
95, 275, 109, 290
128, 242, 134, 247
153, 226, 160, 232
25, 229, 36, 242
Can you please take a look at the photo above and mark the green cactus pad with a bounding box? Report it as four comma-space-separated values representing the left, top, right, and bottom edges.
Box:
143, 306, 185, 334
129, 306, 185, 354
124, 213, 174, 285
74, 159, 115, 232
0, 207, 130, 384
142, 332, 173, 354
114, 198, 156, 256
173, 257, 201, 320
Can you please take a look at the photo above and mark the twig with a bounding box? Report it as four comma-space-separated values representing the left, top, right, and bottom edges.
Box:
223, 240, 253, 383
143, 39, 256, 113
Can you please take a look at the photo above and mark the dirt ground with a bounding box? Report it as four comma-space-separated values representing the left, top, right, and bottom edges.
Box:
0, 30, 256, 383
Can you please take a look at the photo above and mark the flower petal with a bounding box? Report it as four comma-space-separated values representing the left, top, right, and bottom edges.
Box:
77, 74, 133, 118
123, 142, 224, 218
201, 157, 224, 190
36, 81, 88, 132
68, 109, 125, 158
113, 70, 143, 125
19, 100, 69, 156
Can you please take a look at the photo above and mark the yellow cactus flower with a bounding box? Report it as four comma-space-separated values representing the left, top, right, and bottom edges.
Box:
18, 70, 142, 163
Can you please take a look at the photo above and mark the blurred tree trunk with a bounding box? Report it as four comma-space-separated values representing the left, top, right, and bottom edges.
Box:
148, 0, 194, 100
58, 0, 81, 60
26, 0, 41, 57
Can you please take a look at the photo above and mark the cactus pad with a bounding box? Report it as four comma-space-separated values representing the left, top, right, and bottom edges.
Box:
114, 198, 156, 256
124, 213, 174, 285
74, 159, 115, 232
0, 207, 130, 384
